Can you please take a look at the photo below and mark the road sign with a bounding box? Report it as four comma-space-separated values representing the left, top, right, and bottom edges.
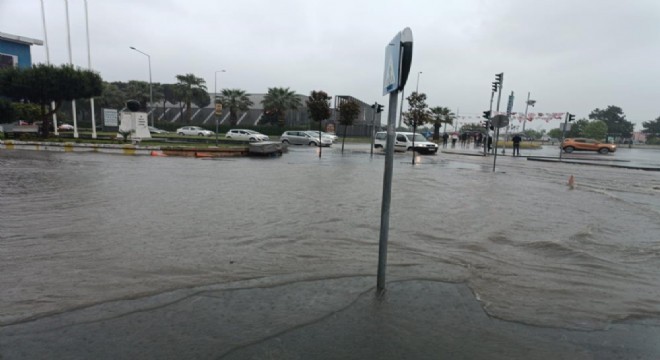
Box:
382, 27, 413, 96
215, 103, 223, 116
491, 114, 509, 128
103, 108, 118, 127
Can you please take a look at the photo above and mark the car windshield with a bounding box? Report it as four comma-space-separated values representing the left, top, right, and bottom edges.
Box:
406, 134, 428, 142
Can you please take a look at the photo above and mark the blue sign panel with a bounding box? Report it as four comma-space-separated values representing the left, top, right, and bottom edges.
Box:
382, 32, 401, 96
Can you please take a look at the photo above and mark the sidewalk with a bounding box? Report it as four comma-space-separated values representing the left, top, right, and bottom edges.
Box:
2, 277, 659, 359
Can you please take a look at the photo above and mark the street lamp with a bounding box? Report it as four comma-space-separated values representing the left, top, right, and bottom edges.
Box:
415, 71, 422, 93
129, 46, 153, 127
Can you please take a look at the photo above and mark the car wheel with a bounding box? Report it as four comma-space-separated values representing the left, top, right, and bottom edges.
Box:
249, 137, 256, 142
598, 147, 609, 154
178, 132, 185, 136
564, 146, 574, 153
198, 133, 204, 136
309, 141, 317, 146
282, 139, 289, 144
374, 145, 382, 149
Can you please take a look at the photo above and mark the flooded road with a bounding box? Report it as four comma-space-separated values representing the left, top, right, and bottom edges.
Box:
1, 144, 660, 330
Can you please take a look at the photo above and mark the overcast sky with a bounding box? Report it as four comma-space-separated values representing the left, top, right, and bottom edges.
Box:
1, 0, 659, 131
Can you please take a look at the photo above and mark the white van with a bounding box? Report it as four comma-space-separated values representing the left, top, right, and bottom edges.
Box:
374, 132, 438, 154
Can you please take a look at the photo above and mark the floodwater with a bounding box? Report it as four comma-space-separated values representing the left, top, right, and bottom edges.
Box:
1, 144, 660, 331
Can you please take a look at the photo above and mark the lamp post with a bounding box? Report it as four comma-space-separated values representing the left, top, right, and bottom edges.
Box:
415, 71, 422, 93
129, 46, 153, 127
214, 70, 226, 146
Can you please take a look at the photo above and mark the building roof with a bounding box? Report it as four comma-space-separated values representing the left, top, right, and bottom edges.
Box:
0, 32, 43, 46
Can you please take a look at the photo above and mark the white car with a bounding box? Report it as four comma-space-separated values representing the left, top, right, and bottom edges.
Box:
225, 129, 269, 142
176, 126, 214, 136
374, 131, 438, 154
307, 130, 339, 142
280, 131, 333, 147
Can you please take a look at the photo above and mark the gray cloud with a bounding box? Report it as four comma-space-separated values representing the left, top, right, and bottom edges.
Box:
1, 0, 658, 130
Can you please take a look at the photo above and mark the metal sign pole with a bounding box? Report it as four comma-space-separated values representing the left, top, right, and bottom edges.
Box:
377, 92, 398, 292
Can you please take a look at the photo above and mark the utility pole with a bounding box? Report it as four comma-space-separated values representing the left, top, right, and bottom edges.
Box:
502, 91, 514, 155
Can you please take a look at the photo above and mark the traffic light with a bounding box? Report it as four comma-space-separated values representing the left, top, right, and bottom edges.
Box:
568, 113, 575, 122
482, 110, 491, 119
377, 104, 384, 113
495, 73, 503, 84
491, 82, 498, 92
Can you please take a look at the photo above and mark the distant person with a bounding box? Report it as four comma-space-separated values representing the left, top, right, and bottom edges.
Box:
487, 135, 493, 153
476, 133, 483, 147
442, 132, 449, 148
512, 134, 522, 156
451, 133, 458, 148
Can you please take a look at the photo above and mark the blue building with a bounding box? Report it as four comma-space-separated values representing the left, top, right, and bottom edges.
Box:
0, 31, 43, 69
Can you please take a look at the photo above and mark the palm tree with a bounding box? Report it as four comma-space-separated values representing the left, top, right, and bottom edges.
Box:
125, 80, 150, 110
430, 106, 455, 140
220, 89, 254, 126
175, 74, 207, 123
261, 87, 301, 127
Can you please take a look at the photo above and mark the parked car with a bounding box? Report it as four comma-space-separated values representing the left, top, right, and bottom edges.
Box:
280, 131, 333, 147
176, 126, 214, 136
374, 131, 439, 154
148, 126, 168, 134
306, 130, 339, 142
225, 129, 269, 142
58, 123, 74, 131
561, 138, 616, 154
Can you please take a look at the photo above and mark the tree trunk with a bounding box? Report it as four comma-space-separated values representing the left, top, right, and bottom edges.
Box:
433, 123, 440, 140
341, 124, 347, 154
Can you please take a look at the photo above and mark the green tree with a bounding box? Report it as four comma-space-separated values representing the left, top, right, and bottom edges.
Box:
220, 89, 254, 126
547, 128, 563, 139
0, 64, 102, 136
175, 73, 207, 123
641, 116, 660, 142
582, 120, 608, 140
589, 106, 634, 139
0, 98, 16, 123
338, 98, 361, 153
261, 87, 301, 127
305, 90, 331, 158
96, 82, 125, 110
403, 92, 431, 138
567, 118, 589, 137
125, 81, 150, 110
522, 129, 542, 140
429, 106, 454, 140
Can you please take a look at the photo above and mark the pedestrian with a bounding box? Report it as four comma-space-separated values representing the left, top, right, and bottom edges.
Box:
451, 133, 458, 148
476, 133, 483, 147
442, 132, 449, 148
487, 135, 493, 153
512, 134, 522, 156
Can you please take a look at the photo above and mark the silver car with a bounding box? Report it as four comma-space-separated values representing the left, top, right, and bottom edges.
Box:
280, 131, 333, 147
225, 129, 269, 142
176, 126, 214, 136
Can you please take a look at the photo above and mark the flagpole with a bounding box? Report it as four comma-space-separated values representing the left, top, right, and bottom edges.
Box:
40, 0, 59, 135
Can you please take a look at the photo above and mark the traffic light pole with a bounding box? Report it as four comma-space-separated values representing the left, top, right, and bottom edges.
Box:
484, 91, 494, 156
492, 74, 503, 172
559, 112, 569, 161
